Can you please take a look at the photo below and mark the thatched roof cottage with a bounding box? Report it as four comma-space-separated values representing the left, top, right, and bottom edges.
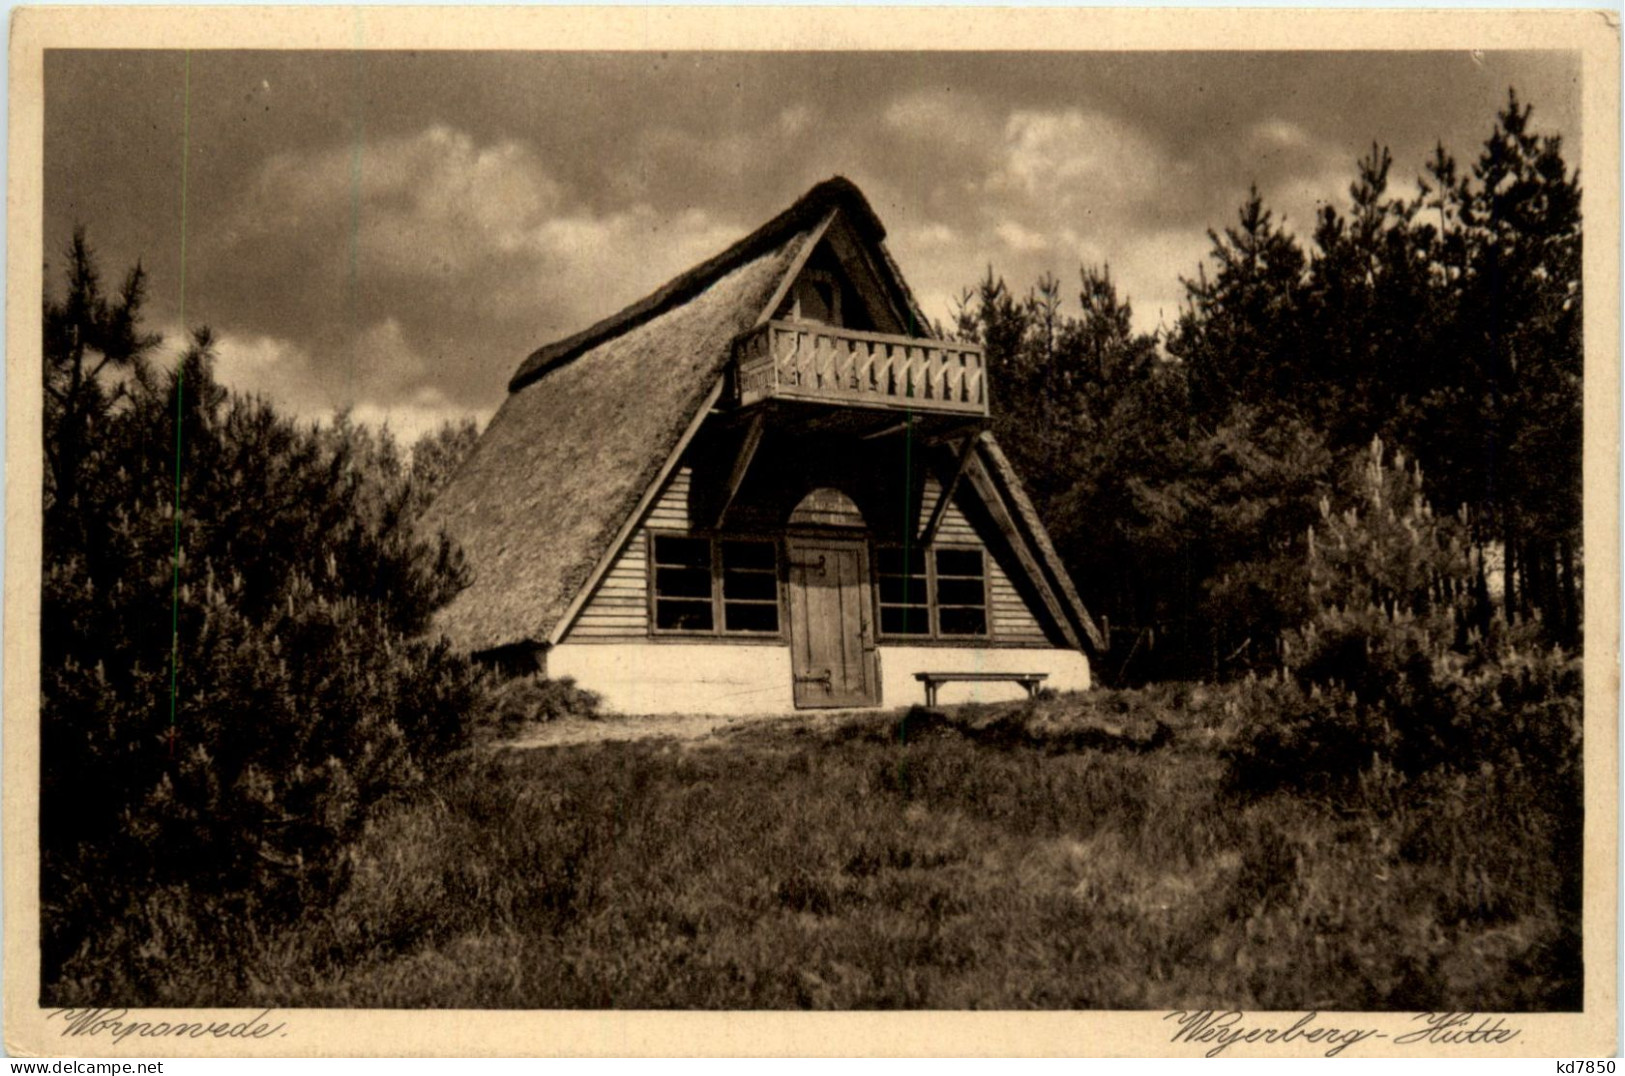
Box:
422, 177, 1102, 713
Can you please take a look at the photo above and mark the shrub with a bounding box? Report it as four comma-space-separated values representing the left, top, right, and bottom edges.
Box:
41, 326, 487, 1001
480, 675, 601, 733
1223, 675, 1395, 797
1226, 439, 1579, 796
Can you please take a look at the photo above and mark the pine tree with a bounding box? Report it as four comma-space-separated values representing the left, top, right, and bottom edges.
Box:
43, 228, 161, 533
1171, 187, 1309, 423
409, 417, 482, 515
1304, 144, 1441, 451
1456, 90, 1583, 643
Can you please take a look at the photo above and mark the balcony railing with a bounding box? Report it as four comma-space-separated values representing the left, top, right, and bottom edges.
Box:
733, 320, 988, 416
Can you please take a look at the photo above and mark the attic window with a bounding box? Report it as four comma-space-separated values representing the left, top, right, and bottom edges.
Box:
650, 533, 781, 637
784, 269, 843, 326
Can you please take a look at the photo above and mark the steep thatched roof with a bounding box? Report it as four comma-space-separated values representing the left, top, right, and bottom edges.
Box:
422, 211, 818, 652
507, 177, 914, 393
423, 175, 1101, 659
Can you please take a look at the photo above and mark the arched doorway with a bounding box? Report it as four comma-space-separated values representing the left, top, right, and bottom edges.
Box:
785, 488, 878, 708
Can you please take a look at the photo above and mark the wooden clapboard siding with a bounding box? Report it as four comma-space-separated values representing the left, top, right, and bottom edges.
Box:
644, 467, 692, 531
569, 466, 1054, 646
918, 476, 978, 545
990, 572, 1048, 643
568, 468, 691, 639
918, 476, 1050, 644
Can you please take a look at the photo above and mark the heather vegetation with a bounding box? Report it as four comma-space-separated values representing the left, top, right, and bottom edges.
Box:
44, 691, 1580, 1009
41, 91, 1581, 1008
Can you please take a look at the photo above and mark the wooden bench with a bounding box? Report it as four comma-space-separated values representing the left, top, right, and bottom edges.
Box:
914, 671, 1048, 707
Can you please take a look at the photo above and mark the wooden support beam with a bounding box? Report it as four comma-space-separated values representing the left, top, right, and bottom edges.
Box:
859, 418, 911, 441
859, 417, 985, 444
979, 435, 1107, 652
706, 399, 777, 432
920, 433, 980, 546
755, 211, 837, 328
714, 411, 766, 528
922, 420, 988, 447
961, 452, 1083, 652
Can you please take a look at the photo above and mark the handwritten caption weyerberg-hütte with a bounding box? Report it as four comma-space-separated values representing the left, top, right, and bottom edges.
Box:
1165, 1010, 1521, 1057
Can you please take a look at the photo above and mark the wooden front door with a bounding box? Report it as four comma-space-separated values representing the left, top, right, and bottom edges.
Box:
786, 537, 878, 708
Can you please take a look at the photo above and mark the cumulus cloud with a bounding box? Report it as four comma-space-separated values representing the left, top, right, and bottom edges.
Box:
349, 387, 494, 447
211, 330, 314, 403
993, 108, 1168, 212
200, 325, 493, 445
230, 125, 565, 279
883, 90, 999, 149
994, 220, 1052, 254
219, 122, 744, 324
206, 320, 429, 421
141, 323, 330, 421
1251, 118, 1312, 150
196, 122, 760, 430
884, 100, 1194, 333
879, 94, 1380, 335
240, 122, 738, 318
901, 221, 960, 250
533, 206, 734, 289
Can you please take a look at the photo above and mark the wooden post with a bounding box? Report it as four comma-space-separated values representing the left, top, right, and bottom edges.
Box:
961, 453, 1082, 652
714, 411, 766, 528
920, 433, 980, 545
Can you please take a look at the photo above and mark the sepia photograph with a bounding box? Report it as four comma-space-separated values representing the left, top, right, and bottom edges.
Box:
6, 6, 1618, 1059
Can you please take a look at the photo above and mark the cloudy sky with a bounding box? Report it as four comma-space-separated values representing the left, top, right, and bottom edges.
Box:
45, 49, 1579, 442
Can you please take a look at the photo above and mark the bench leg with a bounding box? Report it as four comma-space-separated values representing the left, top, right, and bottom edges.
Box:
924, 681, 939, 707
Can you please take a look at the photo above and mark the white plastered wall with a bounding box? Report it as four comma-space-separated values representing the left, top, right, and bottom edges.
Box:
548, 642, 795, 715
550, 640, 1090, 714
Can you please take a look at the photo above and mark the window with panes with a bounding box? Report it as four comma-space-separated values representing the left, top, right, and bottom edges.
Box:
650, 534, 781, 636
875, 545, 989, 639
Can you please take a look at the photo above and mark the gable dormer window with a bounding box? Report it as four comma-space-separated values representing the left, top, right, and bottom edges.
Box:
804, 271, 840, 325
781, 268, 843, 327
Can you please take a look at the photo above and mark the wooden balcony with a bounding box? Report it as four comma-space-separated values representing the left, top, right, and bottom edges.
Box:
732, 321, 988, 417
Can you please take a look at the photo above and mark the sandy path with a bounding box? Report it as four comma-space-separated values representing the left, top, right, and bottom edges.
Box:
499, 710, 813, 749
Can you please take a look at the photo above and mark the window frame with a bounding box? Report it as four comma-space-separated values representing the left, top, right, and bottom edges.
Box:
874, 544, 932, 638
931, 544, 992, 639
646, 530, 786, 641
873, 541, 992, 642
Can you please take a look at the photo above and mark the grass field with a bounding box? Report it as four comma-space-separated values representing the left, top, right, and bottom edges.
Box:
178, 684, 1579, 1011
